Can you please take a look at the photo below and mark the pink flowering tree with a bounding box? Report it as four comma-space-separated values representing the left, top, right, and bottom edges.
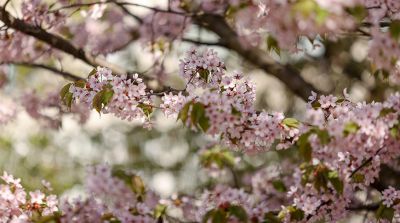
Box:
0, 0, 400, 222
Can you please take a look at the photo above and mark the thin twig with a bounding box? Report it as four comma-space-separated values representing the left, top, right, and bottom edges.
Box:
2, 62, 84, 81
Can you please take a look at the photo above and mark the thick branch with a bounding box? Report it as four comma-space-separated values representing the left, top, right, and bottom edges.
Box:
195, 14, 322, 101
0, 6, 126, 75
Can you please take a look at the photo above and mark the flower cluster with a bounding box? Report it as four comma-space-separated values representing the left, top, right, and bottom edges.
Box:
161, 48, 295, 153
69, 67, 154, 127
21, 0, 66, 28
0, 171, 58, 222
63, 164, 158, 223
279, 91, 400, 221
364, 0, 400, 23
193, 185, 270, 222
368, 26, 400, 85
68, 7, 133, 55
140, 11, 189, 47
234, 0, 361, 49
21, 90, 90, 129
0, 166, 160, 223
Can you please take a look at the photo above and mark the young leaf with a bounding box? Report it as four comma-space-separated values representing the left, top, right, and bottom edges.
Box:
228, 205, 248, 222
138, 103, 153, 117
191, 102, 210, 132
60, 83, 72, 100
88, 68, 97, 77
198, 69, 210, 82
154, 204, 167, 219
74, 80, 86, 88
178, 102, 191, 123
282, 118, 300, 128
376, 203, 395, 222
92, 89, 114, 113
267, 36, 280, 55
272, 180, 287, 192
297, 132, 313, 162
264, 212, 282, 223
316, 129, 330, 145
390, 20, 400, 40
343, 122, 360, 136
287, 206, 305, 221
212, 209, 227, 223
327, 171, 343, 195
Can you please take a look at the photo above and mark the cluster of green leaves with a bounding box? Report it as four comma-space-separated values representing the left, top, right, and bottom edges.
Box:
375, 202, 398, 222
200, 147, 236, 169
178, 101, 210, 132
112, 169, 146, 201
300, 163, 344, 195
203, 204, 248, 223
264, 206, 304, 223
292, 0, 329, 25
379, 108, 400, 139
297, 127, 330, 162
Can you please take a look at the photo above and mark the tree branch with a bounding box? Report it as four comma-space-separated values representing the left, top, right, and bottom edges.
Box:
0, 6, 126, 75
195, 14, 322, 101
182, 38, 227, 47
2, 62, 84, 81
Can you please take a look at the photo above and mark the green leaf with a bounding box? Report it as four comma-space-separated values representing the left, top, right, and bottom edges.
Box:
191, 102, 210, 132
154, 204, 167, 219
212, 209, 227, 223
200, 148, 236, 169
293, 0, 317, 16
177, 102, 191, 123
287, 206, 305, 221
315, 7, 329, 24
272, 180, 287, 192
60, 83, 72, 100
297, 132, 313, 162
313, 166, 329, 192
343, 122, 360, 136
390, 125, 399, 139
231, 106, 241, 116
199, 69, 210, 82
74, 80, 86, 88
316, 129, 330, 145
203, 210, 215, 223
92, 89, 114, 113
228, 205, 248, 222
267, 36, 280, 55
347, 5, 367, 23
64, 92, 73, 108
380, 108, 397, 117
263, 212, 282, 223
282, 118, 300, 128
59, 83, 74, 108
311, 101, 321, 109
351, 173, 365, 183
138, 103, 153, 117
327, 171, 343, 195
131, 175, 146, 199
390, 20, 400, 40
376, 203, 395, 222
88, 68, 97, 77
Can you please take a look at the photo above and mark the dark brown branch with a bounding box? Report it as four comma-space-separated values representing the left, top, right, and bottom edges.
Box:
195, 14, 321, 101
347, 203, 380, 212
349, 147, 384, 178
0, 6, 126, 75
182, 38, 227, 47
2, 62, 84, 81
50, 0, 199, 17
